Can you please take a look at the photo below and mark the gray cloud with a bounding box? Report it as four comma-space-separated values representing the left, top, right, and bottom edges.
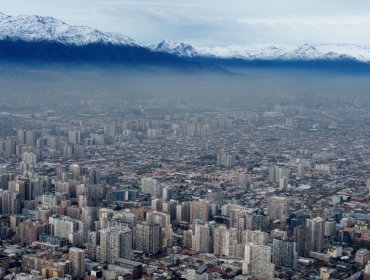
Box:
1, 0, 370, 46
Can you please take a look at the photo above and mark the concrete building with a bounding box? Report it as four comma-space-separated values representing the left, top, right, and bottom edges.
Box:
141, 177, 158, 196
69, 247, 85, 279
192, 221, 211, 253
217, 152, 235, 168
355, 249, 370, 265
176, 202, 190, 222
243, 229, 268, 246
272, 239, 298, 269
324, 220, 336, 237
134, 222, 161, 255
190, 199, 209, 223
268, 196, 290, 226
99, 227, 133, 263
306, 217, 325, 254
243, 243, 275, 280
146, 211, 171, 228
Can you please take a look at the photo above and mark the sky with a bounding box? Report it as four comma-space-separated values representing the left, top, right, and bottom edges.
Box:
1, 0, 370, 47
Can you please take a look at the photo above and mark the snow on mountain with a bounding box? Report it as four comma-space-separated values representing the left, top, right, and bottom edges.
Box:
196, 44, 295, 60
151, 40, 370, 62
0, 12, 137, 46
1, 11, 370, 63
153, 40, 198, 57
315, 44, 370, 62
278, 44, 324, 60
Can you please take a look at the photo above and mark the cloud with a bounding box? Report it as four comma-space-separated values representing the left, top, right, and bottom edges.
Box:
1, 0, 370, 46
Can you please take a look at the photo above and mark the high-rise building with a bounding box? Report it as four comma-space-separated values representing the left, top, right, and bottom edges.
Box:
99, 228, 133, 263
104, 122, 119, 137
113, 210, 137, 227
100, 217, 130, 232
217, 152, 235, 168
213, 225, 228, 256
49, 215, 83, 245
69, 247, 85, 279
297, 164, 306, 178
192, 221, 211, 253
4, 137, 16, 156
293, 225, 307, 257
17, 129, 26, 145
272, 239, 297, 269
268, 196, 290, 226
213, 225, 243, 258
190, 199, 209, 223
88, 168, 101, 185
162, 227, 174, 248
88, 231, 99, 261
269, 164, 278, 183
176, 202, 190, 222
68, 130, 82, 144
151, 198, 164, 211
271, 229, 288, 240
30, 178, 45, 200
8, 179, 28, 201
324, 220, 336, 237
288, 210, 309, 230
243, 230, 268, 245
279, 176, 289, 191
21, 152, 38, 164
222, 203, 244, 217
42, 193, 58, 207
229, 207, 249, 229
55, 181, 70, 195
306, 217, 325, 254
134, 222, 161, 255
98, 208, 115, 223
206, 189, 224, 206
25, 130, 37, 147
236, 173, 248, 190
227, 227, 244, 258
0, 190, 21, 215
78, 194, 92, 208
141, 177, 158, 196
269, 165, 289, 183
162, 200, 177, 221
18, 220, 49, 245
146, 211, 171, 228
162, 186, 173, 200
69, 164, 81, 179
81, 207, 94, 231
243, 243, 275, 280
184, 229, 193, 249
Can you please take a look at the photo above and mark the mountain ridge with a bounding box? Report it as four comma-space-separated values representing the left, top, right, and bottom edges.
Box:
151, 40, 370, 63
0, 12, 370, 68
0, 12, 136, 46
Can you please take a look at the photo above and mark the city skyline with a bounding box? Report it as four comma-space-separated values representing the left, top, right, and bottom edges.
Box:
0, 1, 370, 279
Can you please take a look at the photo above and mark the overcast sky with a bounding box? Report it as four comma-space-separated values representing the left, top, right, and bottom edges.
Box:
1, 0, 370, 46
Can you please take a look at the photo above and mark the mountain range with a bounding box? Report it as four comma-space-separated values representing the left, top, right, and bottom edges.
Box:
152, 39, 370, 62
1, 12, 370, 68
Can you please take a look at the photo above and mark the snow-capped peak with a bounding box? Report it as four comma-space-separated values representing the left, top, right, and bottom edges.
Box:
151, 40, 370, 62
1, 12, 370, 63
0, 12, 137, 46
195, 44, 296, 60
153, 39, 198, 57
